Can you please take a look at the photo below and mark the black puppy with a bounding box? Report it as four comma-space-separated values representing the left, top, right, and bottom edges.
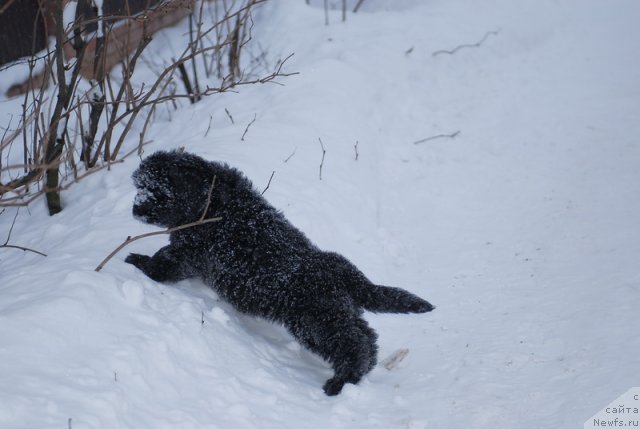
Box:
126, 150, 434, 395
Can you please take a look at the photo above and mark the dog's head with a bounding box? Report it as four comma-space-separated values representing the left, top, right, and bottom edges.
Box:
131, 150, 214, 228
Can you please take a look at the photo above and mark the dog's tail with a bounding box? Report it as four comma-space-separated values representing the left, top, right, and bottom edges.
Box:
321, 251, 435, 314
351, 283, 435, 314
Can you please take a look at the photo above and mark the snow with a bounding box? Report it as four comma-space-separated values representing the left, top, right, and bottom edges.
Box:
1, 0, 640, 428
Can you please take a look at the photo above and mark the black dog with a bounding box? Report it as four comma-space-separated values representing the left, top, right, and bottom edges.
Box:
125, 150, 434, 395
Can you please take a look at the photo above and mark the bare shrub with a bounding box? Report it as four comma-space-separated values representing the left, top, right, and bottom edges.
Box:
0, 0, 296, 214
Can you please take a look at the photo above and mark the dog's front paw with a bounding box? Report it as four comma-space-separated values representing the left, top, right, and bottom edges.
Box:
125, 253, 150, 270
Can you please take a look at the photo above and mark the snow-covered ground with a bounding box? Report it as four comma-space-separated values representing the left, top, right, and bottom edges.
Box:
1, 0, 639, 428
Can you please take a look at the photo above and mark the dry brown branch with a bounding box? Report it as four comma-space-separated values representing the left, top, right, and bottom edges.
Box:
0, 141, 148, 207
95, 174, 219, 272
94, 216, 222, 272
432, 30, 500, 57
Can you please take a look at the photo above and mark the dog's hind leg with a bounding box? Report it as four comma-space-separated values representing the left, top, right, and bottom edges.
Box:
287, 308, 378, 396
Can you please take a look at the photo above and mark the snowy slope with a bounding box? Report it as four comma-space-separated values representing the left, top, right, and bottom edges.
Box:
1, 0, 640, 428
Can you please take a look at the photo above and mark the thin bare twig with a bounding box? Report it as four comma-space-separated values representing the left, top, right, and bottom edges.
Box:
0, 142, 148, 207
318, 137, 326, 180
413, 130, 460, 145
240, 113, 257, 141
1, 209, 47, 256
94, 217, 221, 272
0, 0, 17, 14
199, 175, 217, 222
432, 30, 500, 57
0, 242, 47, 256
96, 174, 219, 272
354, 140, 359, 160
261, 170, 275, 195
224, 108, 235, 124
3, 209, 18, 244
204, 114, 213, 137
353, 0, 366, 13
283, 147, 297, 163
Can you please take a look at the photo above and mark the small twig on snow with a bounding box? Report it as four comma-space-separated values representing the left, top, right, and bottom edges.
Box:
353, 0, 366, 13
354, 140, 359, 160
240, 113, 257, 141
432, 29, 500, 57
224, 108, 235, 124
283, 147, 297, 163
318, 137, 326, 180
413, 130, 460, 145
204, 114, 213, 137
261, 170, 275, 195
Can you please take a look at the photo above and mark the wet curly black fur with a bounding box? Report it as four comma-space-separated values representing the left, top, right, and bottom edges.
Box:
126, 150, 434, 395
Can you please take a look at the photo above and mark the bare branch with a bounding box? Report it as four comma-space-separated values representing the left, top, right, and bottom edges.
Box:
240, 113, 257, 141
283, 147, 297, 163
94, 216, 221, 272
0, 0, 17, 15
224, 108, 235, 124
261, 170, 275, 195
413, 130, 460, 145
2, 209, 19, 245
0, 243, 48, 257
432, 30, 500, 57
318, 137, 326, 180
1, 209, 47, 256
199, 175, 217, 222
96, 172, 219, 272
353, 0, 366, 13
204, 114, 213, 137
